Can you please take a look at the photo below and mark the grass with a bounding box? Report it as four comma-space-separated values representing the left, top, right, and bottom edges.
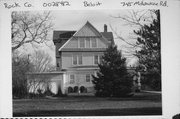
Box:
13, 92, 162, 117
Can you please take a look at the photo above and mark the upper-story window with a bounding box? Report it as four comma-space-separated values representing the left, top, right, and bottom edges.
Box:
73, 55, 78, 65
94, 55, 99, 65
78, 38, 97, 48
79, 38, 85, 48
91, 38, 97, 48
73, 55, 83, 65
99, 55, 103, 64
78, 55, 83, 65
94, 55, 102, 65
86, 38, 91, 48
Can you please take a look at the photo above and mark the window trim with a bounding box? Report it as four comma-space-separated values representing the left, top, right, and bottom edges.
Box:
79, 38, 85, 48
72, 54, 83, 65
85, 37, 91, 48
69, 74, 75, 84
78, 55, 83, 65
72, 55, 78, 65
91, 38, 97, 48
99, 55, 103, 64
93, 55, 102, 65
78, 37, 99, 48
93, 55, 99, 65
86, 74, 91, 82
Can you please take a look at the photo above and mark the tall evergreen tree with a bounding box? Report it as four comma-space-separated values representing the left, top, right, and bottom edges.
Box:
92, 45, 133, 97
134, 10, 161, 90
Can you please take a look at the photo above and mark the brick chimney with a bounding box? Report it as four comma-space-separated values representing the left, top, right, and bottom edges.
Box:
104, 24, 107, 32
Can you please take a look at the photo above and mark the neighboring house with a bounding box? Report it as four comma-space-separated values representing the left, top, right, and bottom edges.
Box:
53, 21, 114, 93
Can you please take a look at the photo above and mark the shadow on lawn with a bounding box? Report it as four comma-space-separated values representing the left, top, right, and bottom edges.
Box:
13, 107, 162, 117
108, 92, 161, 102
60, 92, 161, 102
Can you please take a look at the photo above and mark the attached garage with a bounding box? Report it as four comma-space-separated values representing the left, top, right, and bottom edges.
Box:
27, 72, 66, 95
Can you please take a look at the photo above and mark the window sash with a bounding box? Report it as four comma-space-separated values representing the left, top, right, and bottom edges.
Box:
86, 74, 91, 82
86, 38, 91, 48
73, 55, 83, 65
78, 55, 83, 65
99, 55, 103, 64
79, 38, 85, 48
91, 38, 97, 48
73, 55, 78, 65
70, 74, 75, 84
94, 55, 99, 65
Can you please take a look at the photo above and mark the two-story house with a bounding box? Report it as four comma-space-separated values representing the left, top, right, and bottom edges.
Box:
53, 21, 114, 93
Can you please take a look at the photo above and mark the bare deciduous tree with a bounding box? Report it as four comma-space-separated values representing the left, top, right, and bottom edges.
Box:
31, 50, 55, 72
110, 10, 157, 65
111, 10, 161, 90
27, 75, 52, 96
11, 11, 53, 51
12, 52, 33, 98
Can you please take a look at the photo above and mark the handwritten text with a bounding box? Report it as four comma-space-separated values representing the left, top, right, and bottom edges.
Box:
42, 1, 70, 7
3, 2, 33, 9
120, 1, 168, 7
83, 1, 102, 7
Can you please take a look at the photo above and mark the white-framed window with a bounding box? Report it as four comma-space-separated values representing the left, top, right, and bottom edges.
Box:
94, 55, 103, 65
99, 55, 103, 64
69, 74, 75, 84
78, 55, 83, 65
72, 55, 83, 65
94, 55, 99, 65
79, 38, 85, 48
73, 55, 78, 65
86, 38, 91, 48
91, 38, 97, 48
86, 74, 91, 82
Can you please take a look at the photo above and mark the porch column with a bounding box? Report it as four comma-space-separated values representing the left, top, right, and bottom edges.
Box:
61, 73, 66, 94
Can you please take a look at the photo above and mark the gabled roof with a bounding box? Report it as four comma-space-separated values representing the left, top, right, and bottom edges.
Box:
73, 21, 102, 37
53, 21, 114, 51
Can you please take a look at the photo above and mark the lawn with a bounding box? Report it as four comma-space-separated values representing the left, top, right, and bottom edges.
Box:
13, 92, 162, 117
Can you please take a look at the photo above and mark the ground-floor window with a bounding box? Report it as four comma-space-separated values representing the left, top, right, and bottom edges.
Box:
74, 86, 79, 93
69, 74, 75, 84
86, 74, 91, 82
68, 87, 73, 93
80, 86, 87, 93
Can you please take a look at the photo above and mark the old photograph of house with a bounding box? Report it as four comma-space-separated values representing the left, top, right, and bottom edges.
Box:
12, 9, 162, 117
